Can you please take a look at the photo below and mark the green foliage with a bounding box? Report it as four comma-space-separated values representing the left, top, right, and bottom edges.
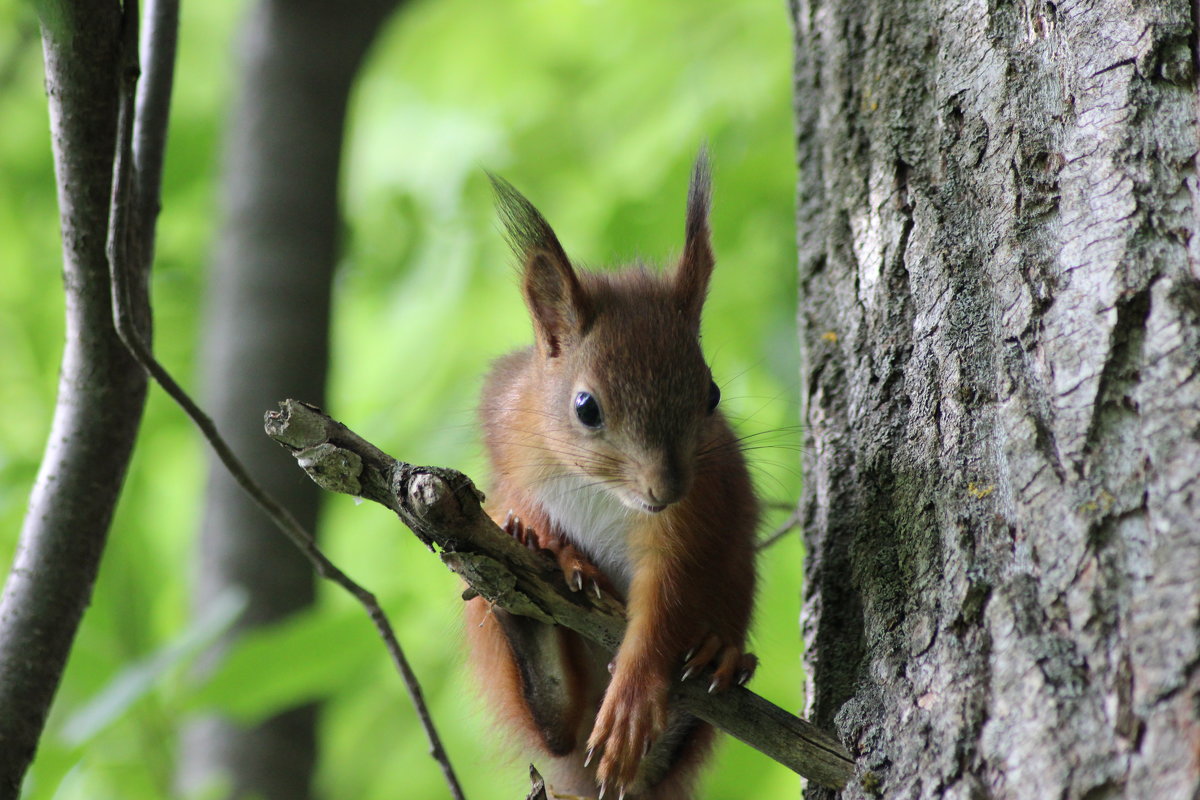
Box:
0, 0, 803, 797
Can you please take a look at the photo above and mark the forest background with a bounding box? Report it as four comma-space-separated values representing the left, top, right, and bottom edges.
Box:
0, 0, 805, 797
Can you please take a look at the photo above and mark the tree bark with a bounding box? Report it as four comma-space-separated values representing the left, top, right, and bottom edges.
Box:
791, 0, 1200, 797
0, 4, 150, 795
177, 2, 398, 798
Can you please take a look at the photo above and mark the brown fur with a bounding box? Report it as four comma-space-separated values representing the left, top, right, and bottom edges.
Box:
474, 154, 758, 799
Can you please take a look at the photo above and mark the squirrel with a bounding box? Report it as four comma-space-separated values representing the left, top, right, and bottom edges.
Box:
465, 151, 758, 800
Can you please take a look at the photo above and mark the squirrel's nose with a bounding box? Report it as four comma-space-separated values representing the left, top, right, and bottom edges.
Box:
645, 485, 672, 505
643, 459, 691, 507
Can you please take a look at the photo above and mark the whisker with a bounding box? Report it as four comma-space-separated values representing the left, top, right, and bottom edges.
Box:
487, 443, 616, 465
745, 467, 792, 499
568, 476, 626, 495
487, 422, 623, 456
486, 433, 622, 466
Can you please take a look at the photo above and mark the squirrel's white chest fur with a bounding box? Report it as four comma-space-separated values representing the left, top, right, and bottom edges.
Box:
532, 473, 637, 597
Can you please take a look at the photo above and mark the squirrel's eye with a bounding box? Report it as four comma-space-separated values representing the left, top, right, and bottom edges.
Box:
706, 380, 720, 414
574, 391, 603, 428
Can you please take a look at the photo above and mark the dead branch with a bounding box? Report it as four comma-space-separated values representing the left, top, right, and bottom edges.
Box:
265, 399, 855, 790
757, 506, 802, 551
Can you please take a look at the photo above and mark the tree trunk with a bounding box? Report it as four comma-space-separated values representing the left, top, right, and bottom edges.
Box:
791, 0, 1200, 797
0, 5, 151, 795
177, 2, 397, 798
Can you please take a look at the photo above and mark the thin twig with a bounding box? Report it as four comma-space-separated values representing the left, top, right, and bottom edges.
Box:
757, 506, 802, 551
132, 0, 178, 242
103, 5, 466, 799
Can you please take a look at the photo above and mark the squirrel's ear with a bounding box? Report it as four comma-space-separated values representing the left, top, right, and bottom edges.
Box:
522, 247, 590, 357
489, 173, 591, 357
674, 149, 714, 329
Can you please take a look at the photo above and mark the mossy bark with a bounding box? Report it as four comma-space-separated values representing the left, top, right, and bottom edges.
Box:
791, 1, 1200, 797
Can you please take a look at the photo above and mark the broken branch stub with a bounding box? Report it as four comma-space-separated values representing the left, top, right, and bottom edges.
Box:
264, 398, 854, 789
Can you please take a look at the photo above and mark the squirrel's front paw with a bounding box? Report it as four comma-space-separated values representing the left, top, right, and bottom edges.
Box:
502, 510, 610, 599
585, 671, 668, 798
501, 510, 544, 550
542, 533, 610, 599
680, 632, 757, 693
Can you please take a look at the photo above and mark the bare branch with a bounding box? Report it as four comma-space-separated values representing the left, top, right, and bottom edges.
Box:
0, 4, 146, 792
265, 399, 856, 790
757, 506, 802, 551
132, 0, 178, 247
524, 765, 549, 800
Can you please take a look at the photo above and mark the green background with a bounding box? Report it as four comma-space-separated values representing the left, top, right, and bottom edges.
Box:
0, 0, 803, 797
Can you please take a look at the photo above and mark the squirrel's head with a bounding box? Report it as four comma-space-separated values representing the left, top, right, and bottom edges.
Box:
489, 152, 723, 513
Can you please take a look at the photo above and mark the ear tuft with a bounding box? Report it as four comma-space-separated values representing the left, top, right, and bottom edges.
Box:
489, 173, 591, 356
488, 173, 563, 262
684, 147, 712, 244
675, 148, 715, 328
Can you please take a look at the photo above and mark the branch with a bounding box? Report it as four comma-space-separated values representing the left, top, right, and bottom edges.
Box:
0, 4, 147, 792
757, 506, 802, 550
132, 0, 178, 248
265, 399, 856, 790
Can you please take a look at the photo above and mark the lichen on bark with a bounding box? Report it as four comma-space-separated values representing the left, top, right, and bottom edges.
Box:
791, 0, 1200, 797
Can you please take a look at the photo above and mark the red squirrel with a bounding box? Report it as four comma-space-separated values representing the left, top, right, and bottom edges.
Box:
465, 152, 758, 800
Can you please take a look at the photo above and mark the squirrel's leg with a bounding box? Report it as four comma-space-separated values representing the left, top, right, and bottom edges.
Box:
464, 508, 607, 758
464, 595, 586, 757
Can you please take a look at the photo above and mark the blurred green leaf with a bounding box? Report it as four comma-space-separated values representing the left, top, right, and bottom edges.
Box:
61, 588, 247, 746
184, 602, 380, 723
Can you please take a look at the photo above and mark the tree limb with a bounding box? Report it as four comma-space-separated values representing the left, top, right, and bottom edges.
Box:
757, 506, 801, 550
0, 4, 148, 794
132, 0, 178, 245
265, 399, 856, 791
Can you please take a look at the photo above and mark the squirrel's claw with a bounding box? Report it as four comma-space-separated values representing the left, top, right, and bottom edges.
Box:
680, 633, 721, 680
500, 510, 614, 598
681, 633, 756, 692
737, 653, 758, 686
501, 511, 539, 550
543, 533, 611, 597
